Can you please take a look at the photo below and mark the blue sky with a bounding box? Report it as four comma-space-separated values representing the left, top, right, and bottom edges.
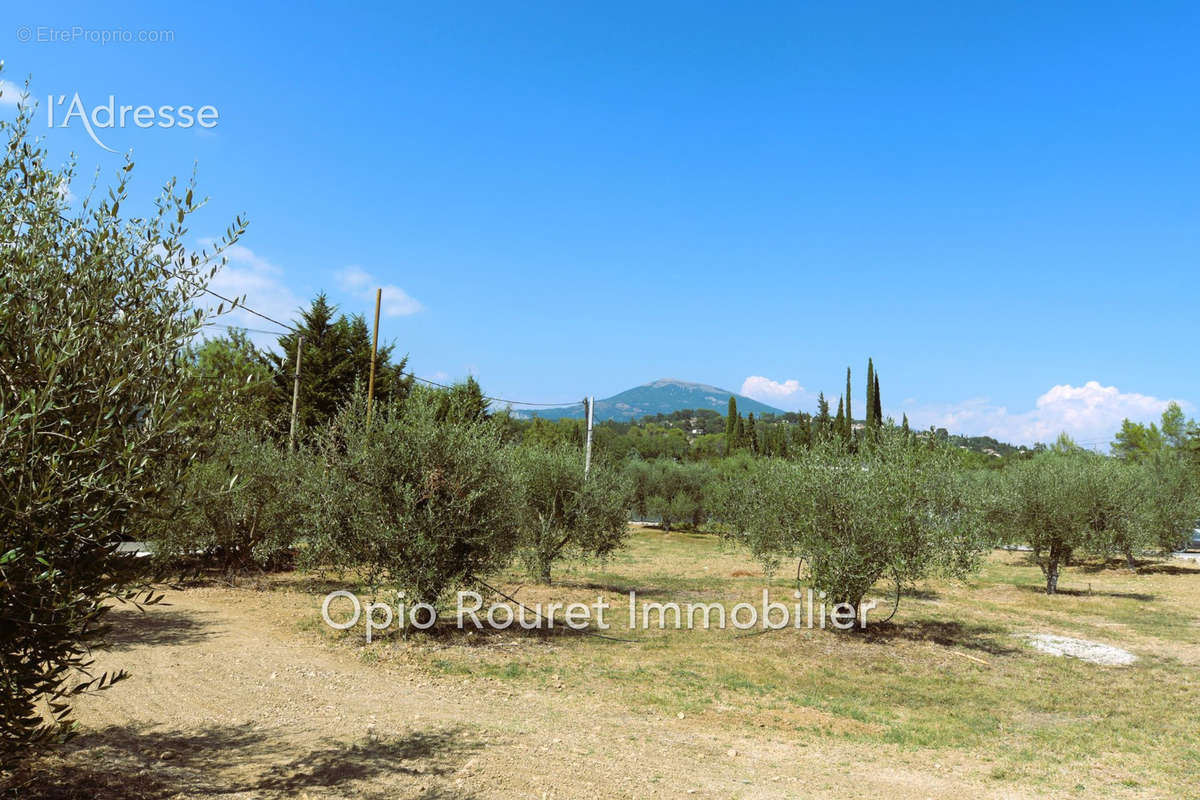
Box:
5, 1, 1198, 445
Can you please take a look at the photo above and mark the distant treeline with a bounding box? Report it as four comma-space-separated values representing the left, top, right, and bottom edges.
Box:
502, 358, 1031, 469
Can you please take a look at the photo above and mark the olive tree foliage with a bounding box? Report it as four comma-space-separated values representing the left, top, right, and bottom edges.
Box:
514, 444, 631, 584
990, 451, 1200, 592
1078, 453, 1196, 569
625, 458, 713, 531
303, 388, 523, 606
0, 93, 244, 761
145, 332, 305, 574
148, 430, 311, 572
178, 329, 274, 434
990, 453, 1113, 594
712, 429, 986, 620
1137, 450, 1200, 554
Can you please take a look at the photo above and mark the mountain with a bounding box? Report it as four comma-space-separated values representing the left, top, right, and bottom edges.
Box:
524, 379, 787, 422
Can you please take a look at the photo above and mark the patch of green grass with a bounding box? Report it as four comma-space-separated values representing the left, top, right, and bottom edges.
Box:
430, 657, 473, 675
279, 529, 1200, 797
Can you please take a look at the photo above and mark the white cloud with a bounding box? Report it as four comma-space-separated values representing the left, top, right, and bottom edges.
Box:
903, 381, 1187, 447
740, 376, 814, 410
203, 243, 303, 348
0, 79, 27, 108
336, 265, 423, 317
56, 178, 76, 205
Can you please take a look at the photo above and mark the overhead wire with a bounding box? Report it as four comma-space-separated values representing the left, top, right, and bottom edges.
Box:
17, 211, 578, 409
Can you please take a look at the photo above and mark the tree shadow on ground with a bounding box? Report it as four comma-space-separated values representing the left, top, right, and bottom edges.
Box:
364, 613, 641, 647
101, 607, 214, 651
1136, 562, 1200, 576
2, 723, 481, 800
898, 587, 940, 600
1015, 585, 1155, 602
541, 579, 679, 599
1073, 557, 1175, 575
860, 619, 1020, 656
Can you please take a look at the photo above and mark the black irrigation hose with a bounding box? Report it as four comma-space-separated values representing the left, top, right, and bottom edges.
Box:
877, 568, 902, 625
791, 556, 902, 626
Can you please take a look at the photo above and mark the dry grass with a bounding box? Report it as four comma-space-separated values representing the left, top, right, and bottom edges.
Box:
287, 527, 1200, 797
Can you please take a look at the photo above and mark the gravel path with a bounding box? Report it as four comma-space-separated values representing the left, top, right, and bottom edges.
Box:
16, 587, 1054, 799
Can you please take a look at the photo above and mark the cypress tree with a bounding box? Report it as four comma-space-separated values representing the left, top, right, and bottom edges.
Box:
725, 396, 738, 450
796, 412, 812, 449
865, 358, 875, 428
844, 367, 852, 439
746, 413, 758, 455
834, 396, 845, 439
872, 371, 882, 427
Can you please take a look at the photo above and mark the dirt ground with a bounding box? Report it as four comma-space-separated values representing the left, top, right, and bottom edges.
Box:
6, 585, 1053, 800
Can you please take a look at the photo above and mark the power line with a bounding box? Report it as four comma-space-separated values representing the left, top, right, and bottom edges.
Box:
177, 273, 299, 335
196, 288, 575, 408
37, 210, 299, 336
20, 212, 575, 409
404, 372, 579, 408
203, 322, 290, 337
187, 276, 574, 408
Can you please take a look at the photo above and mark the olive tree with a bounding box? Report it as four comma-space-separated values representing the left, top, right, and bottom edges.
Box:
626, 459, 712, 532
149, 430, 311, 572
0, 93, 244, 761
992, 453, 1110, 593
515, 443, 631, 584
303, 389, 522, 607
713, 429, 985, 621
992, 451, 1199, 591
1136, 450, 1200, 557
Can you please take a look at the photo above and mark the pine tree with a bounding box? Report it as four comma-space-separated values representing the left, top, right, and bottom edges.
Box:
271, 293, 412, 436
770, 424, 786, 457
872, 371, 882, 427
725, 396, 738, 451
865, 358, 875, 428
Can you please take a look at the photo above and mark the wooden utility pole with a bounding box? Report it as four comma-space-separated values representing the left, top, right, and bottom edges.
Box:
584, 395, 594, 478
288, 335, 303, 452
366, 287, 382, 427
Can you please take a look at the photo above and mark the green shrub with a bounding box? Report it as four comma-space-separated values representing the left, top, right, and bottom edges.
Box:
626, 458, 713, 531
989, 450, 1200, 591
714, 429, 985, 619
515, 444, 631, 584
149, 431, 310, 571
303, 389, 522, 606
